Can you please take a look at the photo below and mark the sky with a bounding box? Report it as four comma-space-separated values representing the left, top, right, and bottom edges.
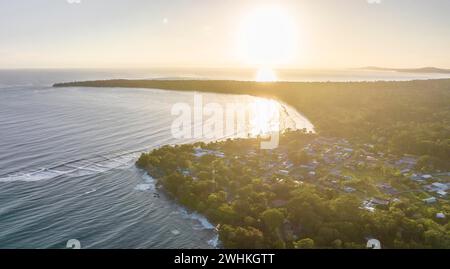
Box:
0, 0, 449, 69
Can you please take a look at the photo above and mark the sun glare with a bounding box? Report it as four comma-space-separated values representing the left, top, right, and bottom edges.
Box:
249, 98, 281, 136
256, 67, 277, 82
237, 6, 297, 67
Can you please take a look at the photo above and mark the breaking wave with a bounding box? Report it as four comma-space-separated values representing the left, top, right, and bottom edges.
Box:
0, 151, 141, 183
178, 208, 215, 230
134, 173, 156, 191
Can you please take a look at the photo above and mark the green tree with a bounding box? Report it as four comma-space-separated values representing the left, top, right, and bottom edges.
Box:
261, 208, 284, 232
294, 238, 315, 249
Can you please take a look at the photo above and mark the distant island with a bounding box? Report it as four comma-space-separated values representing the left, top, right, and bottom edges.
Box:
55, 79, 450, 248
360, 66, 450, 74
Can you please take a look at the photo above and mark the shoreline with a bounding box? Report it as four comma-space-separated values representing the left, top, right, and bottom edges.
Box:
52, 79, 449, 248
139, 169, 222, 249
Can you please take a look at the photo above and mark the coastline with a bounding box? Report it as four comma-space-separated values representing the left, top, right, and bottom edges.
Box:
52, 78, 450, 144
139, 168, 222, 248
53, 79, 450, 248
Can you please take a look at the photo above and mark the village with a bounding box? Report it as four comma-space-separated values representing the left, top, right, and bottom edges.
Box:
138, 130, 450, 248
193, 134, 449, 221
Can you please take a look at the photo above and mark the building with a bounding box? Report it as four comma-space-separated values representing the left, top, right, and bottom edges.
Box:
426, 182, 449, 197
396, 156, 417, 169
423, 197, 437, 204
436, 190, 448, 197
410, 174, 433, 182
431, 182, 449, 191
410, 174, 423, 181
362, 198, 390, 212
436, 213, 446, 219
371, 198, 390, 206
344, 186, 356, 193
400, 169, 410, 174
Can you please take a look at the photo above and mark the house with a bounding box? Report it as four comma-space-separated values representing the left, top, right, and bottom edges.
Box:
283, 161, 294, 169
400, 169, 410, 174
410, 174, 421, 181
181, 169, 191, 176
361, 200, 376, 212
426, 182, 449, 197
436, 190, 448, 197
423, 197, 437, 204
278, 170, 289, 176
396, 156, 417, 168
344, 186, 356, 193
421, 174, 433, 180
436, 212, 446, 219
362, 198, 390, 212
431, 182, 449, 191
371, 197, 390, 206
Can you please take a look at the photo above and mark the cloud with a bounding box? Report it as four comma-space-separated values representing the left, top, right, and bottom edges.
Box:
367, 0, 382, 4
67, 0, 81, 4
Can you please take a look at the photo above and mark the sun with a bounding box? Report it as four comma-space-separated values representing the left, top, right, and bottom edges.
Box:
237, 6, 297, 67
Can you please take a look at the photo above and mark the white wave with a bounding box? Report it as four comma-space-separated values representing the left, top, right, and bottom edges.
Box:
208, 234, 220, 248
0, 152, 138, 183
0, 169, 67, 182
176, 205, 221, 248
142, 173, 155, 184
84, 188, 97, 195
178, 208, 215, 230
134, 183, 153, 191
134, 173, 156, 191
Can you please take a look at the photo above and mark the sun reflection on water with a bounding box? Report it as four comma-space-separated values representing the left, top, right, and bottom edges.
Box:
248, 98, 281, 136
